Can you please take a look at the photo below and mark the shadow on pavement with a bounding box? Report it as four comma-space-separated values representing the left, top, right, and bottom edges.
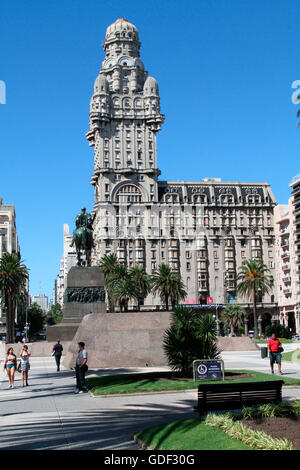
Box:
0, 396, 196, 450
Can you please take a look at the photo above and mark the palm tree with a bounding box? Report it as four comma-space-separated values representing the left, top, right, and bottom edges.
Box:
111, 278, 138, 312
236, 259, 274, 339
128, 265, 151, 311
99, 254, 119, 312
105, 263, 132, 312
0, 253, 29, 343
170, 276, 187, 310
220, 304, 247, 336
163, 306, 221, 377
151, 264, 187, 311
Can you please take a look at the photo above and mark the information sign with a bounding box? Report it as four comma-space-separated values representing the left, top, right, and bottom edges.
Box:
193, 359, 224, 381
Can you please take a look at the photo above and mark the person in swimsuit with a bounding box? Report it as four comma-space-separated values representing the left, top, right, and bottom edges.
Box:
20, 345, 31, 387
3, 347, 17, 388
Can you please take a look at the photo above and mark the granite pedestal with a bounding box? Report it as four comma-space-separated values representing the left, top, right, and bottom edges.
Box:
63, 310, 172, 369
47, 266, 106, 342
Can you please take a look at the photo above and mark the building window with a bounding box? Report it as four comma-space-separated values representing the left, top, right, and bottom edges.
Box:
115, 185, 142, 203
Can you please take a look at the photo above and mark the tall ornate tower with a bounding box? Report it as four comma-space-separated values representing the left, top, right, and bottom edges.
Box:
86, 18, 165, 262
85, 19, 278, 323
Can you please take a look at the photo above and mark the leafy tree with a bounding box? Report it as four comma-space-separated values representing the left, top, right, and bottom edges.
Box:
237, 259, 274, 339
0, 253, 29, 343
27, 302, 45, 338
152, 264, 187, 311
265, 322, 292, 340
46, 303, 63, 325
220, 304, 247, 336
163, 306, 221, 377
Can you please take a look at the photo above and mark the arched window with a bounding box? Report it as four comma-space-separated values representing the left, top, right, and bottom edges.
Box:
115, 185, 142, 203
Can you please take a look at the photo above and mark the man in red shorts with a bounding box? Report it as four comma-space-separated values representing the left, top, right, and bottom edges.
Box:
267, 333, 283, 375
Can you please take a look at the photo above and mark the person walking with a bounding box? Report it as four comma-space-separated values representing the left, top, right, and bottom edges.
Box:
267, 332, 283, 375
20, 344, 31, 387
3, 347, 17, 388
75, 342, 88, 394
52, 340, 63, 372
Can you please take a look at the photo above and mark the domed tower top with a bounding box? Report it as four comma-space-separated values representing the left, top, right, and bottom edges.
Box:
93, 73, 109, 94
144, 76, 159, 96
105, 18, 139, 41
103, 18, 141, 58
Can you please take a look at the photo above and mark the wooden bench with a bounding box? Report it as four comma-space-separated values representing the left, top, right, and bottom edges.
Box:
195, 380, 284, 413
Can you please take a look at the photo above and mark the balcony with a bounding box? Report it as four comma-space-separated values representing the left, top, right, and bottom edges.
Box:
283, 288, 292, 295
282, 275, 291, 283
293, 207, 300, 216
281, 251, 290, 259
226, 285, 236, 292
198, 287, 208, 293
282, 263, 290, 271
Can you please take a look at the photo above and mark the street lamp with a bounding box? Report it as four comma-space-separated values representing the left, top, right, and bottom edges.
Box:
24, 308, 29, 343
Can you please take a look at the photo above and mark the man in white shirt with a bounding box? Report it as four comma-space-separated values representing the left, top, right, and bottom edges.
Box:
75, 342, 88, 394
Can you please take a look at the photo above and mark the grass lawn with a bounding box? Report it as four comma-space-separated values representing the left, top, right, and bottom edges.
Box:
281, 350, 300, 362
255, 339, 296, 344
86, 369, 300, 396
134, 417, 252, 450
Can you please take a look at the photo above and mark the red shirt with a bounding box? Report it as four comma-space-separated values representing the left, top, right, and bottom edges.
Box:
268, 338, 281, 352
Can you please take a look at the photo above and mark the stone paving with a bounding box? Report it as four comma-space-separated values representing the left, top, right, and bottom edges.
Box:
0, 345, 299, 450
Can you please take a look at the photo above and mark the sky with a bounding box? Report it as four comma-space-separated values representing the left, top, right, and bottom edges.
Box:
0, 0, 299, 301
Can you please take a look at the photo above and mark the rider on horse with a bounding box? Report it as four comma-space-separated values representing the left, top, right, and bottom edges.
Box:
70, 208, 95, 266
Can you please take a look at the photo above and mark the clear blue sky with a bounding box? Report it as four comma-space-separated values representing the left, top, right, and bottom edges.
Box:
0, 0, 299, 301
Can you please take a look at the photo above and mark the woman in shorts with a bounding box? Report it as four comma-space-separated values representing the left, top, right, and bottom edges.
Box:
3, 347, 17, 388
20, 344, 31, 387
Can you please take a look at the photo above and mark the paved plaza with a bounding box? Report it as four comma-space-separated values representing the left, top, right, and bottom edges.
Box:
0, 345, 300, 450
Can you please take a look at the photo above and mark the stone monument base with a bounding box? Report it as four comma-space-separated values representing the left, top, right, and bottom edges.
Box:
47, 266, 106, 343
62, 311, 261, 369
47, 323, 80, 342
63, 311, 172, 369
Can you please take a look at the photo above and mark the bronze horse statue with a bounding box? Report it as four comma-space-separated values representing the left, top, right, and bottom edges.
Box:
70, 208, 95, 266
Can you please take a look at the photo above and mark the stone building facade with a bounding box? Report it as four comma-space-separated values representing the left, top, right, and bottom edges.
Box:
288, 174, 300, 331
0, 197, 24, 331
274, 198, 299, 333
86, 19, 278, 326
0, 197, 20, 258
53, 224, 77, 306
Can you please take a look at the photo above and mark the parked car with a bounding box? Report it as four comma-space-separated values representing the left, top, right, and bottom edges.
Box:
248, 330, 254, 338
292, 334, 300, 341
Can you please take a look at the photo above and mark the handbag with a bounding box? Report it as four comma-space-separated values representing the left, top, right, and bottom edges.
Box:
17, 361, 21, 373
278, 346, 284, 353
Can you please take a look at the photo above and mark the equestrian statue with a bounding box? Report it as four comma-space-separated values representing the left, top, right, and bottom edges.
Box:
70, 207, 95, 266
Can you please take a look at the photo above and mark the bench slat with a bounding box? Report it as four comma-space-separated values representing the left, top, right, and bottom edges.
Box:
196, 380, 283, 412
